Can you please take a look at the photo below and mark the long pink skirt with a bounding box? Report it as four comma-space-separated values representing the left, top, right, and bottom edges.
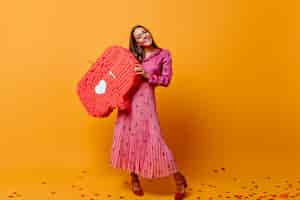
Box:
110, 81, 179, 179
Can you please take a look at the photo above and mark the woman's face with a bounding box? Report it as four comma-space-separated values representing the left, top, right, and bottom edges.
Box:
133, 27, 153, 47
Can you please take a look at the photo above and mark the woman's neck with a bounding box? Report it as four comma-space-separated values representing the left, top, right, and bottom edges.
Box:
144, 46, 156, 53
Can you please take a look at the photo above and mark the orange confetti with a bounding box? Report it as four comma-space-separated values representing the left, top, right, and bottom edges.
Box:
279, 193, 289, 198
270, 194, 277, 198
234, 194, 243, 199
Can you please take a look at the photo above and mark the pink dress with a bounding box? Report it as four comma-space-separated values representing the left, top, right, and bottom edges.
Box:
110, 48, 179, 179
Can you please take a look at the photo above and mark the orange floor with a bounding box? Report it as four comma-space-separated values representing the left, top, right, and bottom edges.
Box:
1, 167, 299, 200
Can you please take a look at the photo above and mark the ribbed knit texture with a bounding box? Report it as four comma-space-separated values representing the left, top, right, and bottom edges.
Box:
76, 45, 140, 118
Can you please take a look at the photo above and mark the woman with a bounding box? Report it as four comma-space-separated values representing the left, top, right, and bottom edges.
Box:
110, 25, 188, 200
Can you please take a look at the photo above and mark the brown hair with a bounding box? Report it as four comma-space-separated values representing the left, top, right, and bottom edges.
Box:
129, 24, 160, 63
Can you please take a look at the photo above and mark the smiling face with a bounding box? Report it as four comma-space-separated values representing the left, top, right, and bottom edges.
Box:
133, 27, 153, 47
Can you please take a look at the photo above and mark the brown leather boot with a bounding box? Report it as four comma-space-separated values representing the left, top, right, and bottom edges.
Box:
130, 172, 144, 196
174, 172, 188, 200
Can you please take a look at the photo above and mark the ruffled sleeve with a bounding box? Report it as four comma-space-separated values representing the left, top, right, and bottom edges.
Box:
148, 50, 173, 87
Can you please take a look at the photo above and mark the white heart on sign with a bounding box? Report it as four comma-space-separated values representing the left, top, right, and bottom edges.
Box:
95, 79, 106, 94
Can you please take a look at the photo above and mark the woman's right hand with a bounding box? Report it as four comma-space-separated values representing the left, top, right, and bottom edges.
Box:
134, 64, 149, 79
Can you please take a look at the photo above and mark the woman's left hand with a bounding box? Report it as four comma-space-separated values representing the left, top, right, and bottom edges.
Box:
134, 64, 149, 79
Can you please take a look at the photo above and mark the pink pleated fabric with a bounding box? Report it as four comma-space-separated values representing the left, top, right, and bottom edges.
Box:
110, 48, 179, 179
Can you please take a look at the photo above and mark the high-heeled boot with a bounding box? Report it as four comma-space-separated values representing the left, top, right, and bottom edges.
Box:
130, 172, 144, 196
174, 172, 188, 200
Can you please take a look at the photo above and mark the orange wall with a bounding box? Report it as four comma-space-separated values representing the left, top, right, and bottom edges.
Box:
1, 0, 299, 179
